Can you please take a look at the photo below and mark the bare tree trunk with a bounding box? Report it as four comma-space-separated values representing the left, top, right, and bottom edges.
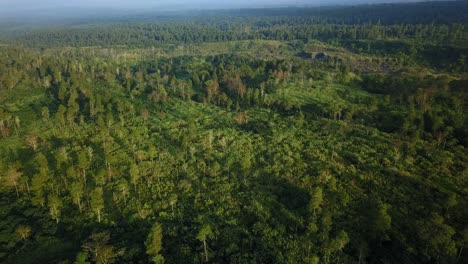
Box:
25, 181, 31, 198
14, 183, 19, 198
203, 239, 208, 262
83, 169, 87, 184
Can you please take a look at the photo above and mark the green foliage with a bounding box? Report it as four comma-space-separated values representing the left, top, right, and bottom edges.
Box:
309, 186, 323, 215
0, 2, 467, 263
373, 203, 391, 236
146, 223, 164, 264
74, 252, 90, 264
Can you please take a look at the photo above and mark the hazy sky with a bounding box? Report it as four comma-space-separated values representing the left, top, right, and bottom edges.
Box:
0, 0, 428, 10
0, 0, 432, 18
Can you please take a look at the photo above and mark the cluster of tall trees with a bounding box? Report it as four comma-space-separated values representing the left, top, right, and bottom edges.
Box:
361, 73, 468, 145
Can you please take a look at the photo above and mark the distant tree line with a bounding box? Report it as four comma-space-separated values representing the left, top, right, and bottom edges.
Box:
2, 2, 467, 48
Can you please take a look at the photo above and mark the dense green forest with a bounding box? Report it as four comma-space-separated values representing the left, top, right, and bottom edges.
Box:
0, 1, 467, 263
